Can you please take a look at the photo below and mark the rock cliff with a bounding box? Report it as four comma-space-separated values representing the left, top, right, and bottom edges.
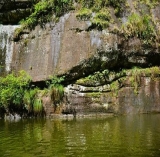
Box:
1, 0, 160, 116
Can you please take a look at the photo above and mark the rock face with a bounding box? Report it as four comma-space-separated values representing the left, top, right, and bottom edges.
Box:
1, 2, 160, 115
64, 76, 160, 115
0, 0, 32, 24
11, 12, 160, 82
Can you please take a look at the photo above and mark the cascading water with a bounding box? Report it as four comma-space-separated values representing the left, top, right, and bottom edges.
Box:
0, 25, 20, 73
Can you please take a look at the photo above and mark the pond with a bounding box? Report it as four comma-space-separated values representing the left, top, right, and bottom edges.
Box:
0, 114, 160, 157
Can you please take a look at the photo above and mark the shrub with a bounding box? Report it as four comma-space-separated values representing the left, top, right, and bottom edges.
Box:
23, 88, 39, 112
20, 0, 73, 30
121, 13, 155, 44
76, 8, 92, 20
0, 71, 31, 111
33, 98, 43, 113
47, 76, 65, 105
91, 8, 111, 30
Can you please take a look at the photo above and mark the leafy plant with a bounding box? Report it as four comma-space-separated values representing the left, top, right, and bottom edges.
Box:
19, 0, 73, 30
50, 85, 64, 105
91, 8, 111, 30
0, 71, 31, 111
23, 88, 39, 112
50, 76, 65, 86
76, 8, 92, 20
47, 76, 65, 105
121, 13, 155, 44
33, 98, 43, 113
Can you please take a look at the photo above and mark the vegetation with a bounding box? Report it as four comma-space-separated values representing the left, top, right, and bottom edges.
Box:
76, 66, 160, 95
14, 0, 160, 47
0, 71, 65, 117
33, 98, 43, 114
76, 8, 92, 20
0, 71, 31, 114
76, 0, 126, 30
15, 0, 127, 35
19, 0, 73, 29
76, 0, 126, 16
12, 0, 160, 47
91, 8, 111, 30
76, 69, 126, 86
121, 13, 156, 45
139, 0, 159, 8
23, 88, 44, 115
46, 76, 65, 105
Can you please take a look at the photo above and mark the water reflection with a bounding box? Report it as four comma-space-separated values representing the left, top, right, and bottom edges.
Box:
0, 115, 160, 156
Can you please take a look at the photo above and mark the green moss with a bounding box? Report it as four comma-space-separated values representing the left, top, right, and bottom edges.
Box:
24, 38, 29, 46
77, 0, 126, 16
76, 69, 126, 86
76, 8, 92, 20
91, 8, 111, 30
15, 0, 73, 37
76, 0, 126, 30
121, 13, 155, 44
86, 92, 101, 98
139, 0, 159, 8
76, 66, 160, 96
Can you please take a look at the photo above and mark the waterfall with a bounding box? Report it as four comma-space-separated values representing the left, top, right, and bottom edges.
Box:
0, 25, 20, 72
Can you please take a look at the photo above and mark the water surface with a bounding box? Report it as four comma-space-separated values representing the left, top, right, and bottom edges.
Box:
0, 114, 160, 157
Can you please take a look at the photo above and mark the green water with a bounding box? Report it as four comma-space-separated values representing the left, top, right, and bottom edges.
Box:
0, 114, 160, 157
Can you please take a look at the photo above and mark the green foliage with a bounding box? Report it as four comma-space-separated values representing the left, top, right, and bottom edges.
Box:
121, 13, 155, 44
0, 71, 66, 116
77, 0, 126, 15
20, 0, 73, 30
76, 8, 92, 20
33, 98, 43, 113
23, 88, 45, 115
50, 85, 64, 104
50, 76, 65, 86
140, 0, 159, 8
23, 88, 39, 112
107, 0, 126, 16
0, 71, 31, 109
76, 67, 160, 96
46, 76, 65, 105
76, 69, 126, 86
17, 0, 128, 33
49, 76, 64, 104
91, 8, 111, 30
86, 92, 101, 98
110, 80, 119, 96
76, 0, 126, 30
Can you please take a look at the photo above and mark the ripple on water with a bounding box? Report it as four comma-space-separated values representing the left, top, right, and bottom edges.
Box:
0, 115, 160, 157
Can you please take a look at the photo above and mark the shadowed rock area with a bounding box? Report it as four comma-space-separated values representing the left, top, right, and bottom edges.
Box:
0, 0, 33, 24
